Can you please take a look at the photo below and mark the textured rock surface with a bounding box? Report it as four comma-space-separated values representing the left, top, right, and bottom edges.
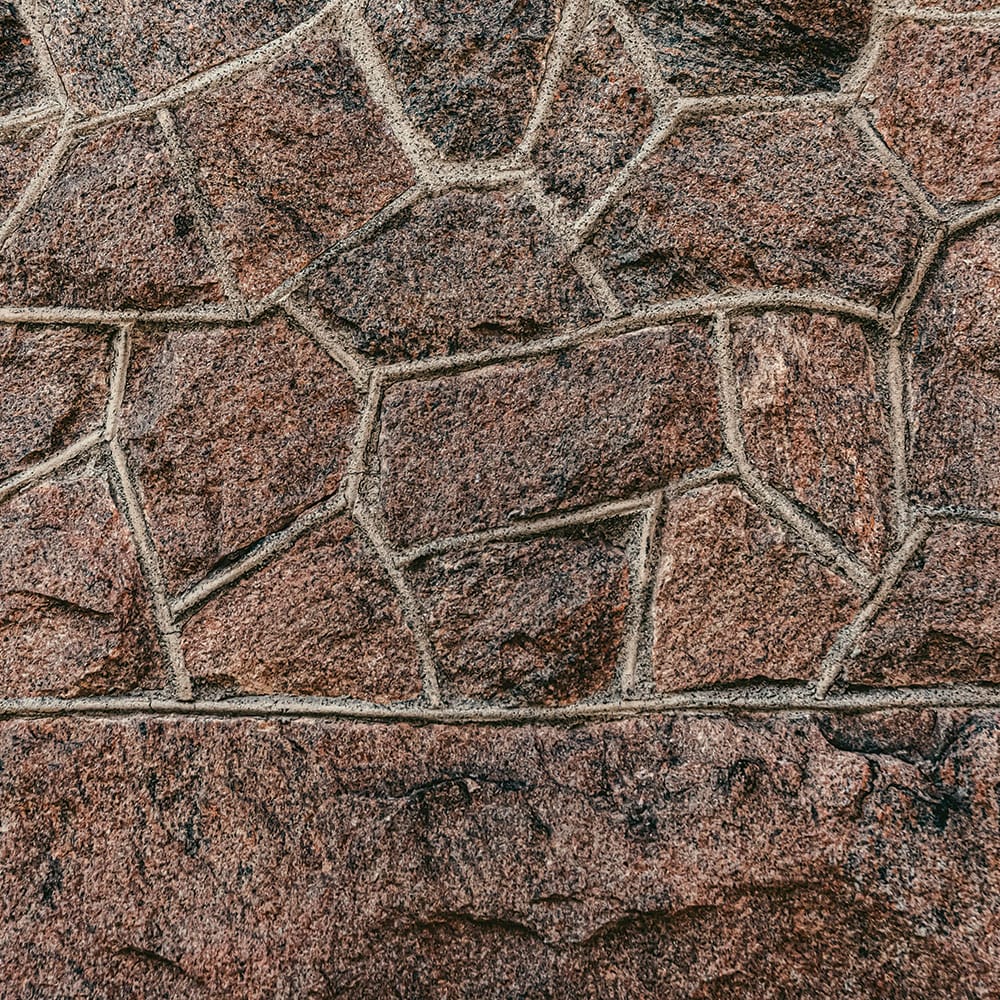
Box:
732, 311, 892, 565
408, 522, 633, 705
909, 221, 1000, 513
378, 324, 720, 545
0, 3, 44, 113
867, 22, 1000, 206
0, 474, 160, 697
0, 124, 57, 224
296, 189, 600, 363
120, 315, 359, 590
2, 711, 1000, 996
652, 485, 860, 690
590, 110, 922, 308
182, 516, 422, 701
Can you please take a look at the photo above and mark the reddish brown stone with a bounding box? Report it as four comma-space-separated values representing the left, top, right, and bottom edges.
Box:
182, 516, 422, 701
174, 34, 414, 299
365, 0, 559, 159
378, 323, 720, 546
0, 711, 997, 995
407, 523, 633, 705
0, 473, 161, 697
624, 0, 871, 96
0, 323, 110, 481
119, 314, 360, 590
532, 15, 654, 215
590, 110, 923, 309
867, 23, 1000, 206
733, 311, 892, 566
853, 522, 1000, 687
908, 222, 1000, 513
0, 124, 57, 225
0, 119, 223, 310
37, 0, 327, 112
652, 484, 860, 690
296, 189, 601, 363
0, 3, 44, 113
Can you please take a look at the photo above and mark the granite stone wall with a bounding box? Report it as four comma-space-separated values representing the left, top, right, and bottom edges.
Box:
1, 0, 999, 995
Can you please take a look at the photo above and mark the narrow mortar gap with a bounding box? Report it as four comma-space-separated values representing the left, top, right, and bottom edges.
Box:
103, 324, 131, 441
281, 298, 370, 389
0, 430, 103, 507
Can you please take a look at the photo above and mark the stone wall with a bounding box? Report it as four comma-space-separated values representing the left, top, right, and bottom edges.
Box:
1, 0, 999, 994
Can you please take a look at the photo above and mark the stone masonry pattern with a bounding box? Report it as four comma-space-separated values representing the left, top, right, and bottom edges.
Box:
1, 0, 1000, 994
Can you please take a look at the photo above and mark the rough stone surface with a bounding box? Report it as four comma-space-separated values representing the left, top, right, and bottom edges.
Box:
119, 314, 359, 590
909, 221, 1000, 513
0, 124, 57, 224
408, 522, 633, 705
0, 119, 223, 310
174, 34, 414, 298
296, 189, 600, 363
0, 473, 160, 697
2, 711, 1000, 995
378, 323, 720, 546
733, 311, 892, 565
0, 323, 110, 481
0, 3, 44, 113
854, 523, 1000, 687
182, 516, 422, 701
868, 23, 1000, 206
652, 484, 860, 690
624, 0, 872, 95
590, 110, 923, 309
37, 0, 327, 112
365, 0, 559, 159
532, 15, 654, 215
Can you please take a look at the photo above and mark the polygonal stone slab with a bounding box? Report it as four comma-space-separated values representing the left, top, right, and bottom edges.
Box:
181, 516, 422, 702
866, 22, 1000, 206
0, 472, 162, 697
589, 110, 923, 309
0, 3, 46, 114
0, 122, 57, 229
119, 314, 361, 590
173, 32, 414, 299
0, 118, 224, 310
364, 0, 560, 158
295, 188, 601, 364
652, 484, 861, 690
732, 311, 892, 566
407, 520, 635, 706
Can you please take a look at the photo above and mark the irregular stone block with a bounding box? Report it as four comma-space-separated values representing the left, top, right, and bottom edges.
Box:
407, 522, 633, 705
119, 314, 360, 590
0, 124, 57, 225
0, 3, 45, 113
296, 189, 600, 364
652, 484, 860, 689
378, 323, 720, 546
732, 311, 892, 565
0, 473, 161, 697
174, 33, 414, 299
867, 22, 1000, 205
365, 0, 560, 158
182, 516, 422, 702
590, 110, 922, 309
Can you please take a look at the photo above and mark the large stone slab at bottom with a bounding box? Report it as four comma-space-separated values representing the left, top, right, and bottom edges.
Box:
0, 710, 996, 998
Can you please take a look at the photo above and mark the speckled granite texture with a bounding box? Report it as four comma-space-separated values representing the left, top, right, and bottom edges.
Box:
1, 0, 999, 994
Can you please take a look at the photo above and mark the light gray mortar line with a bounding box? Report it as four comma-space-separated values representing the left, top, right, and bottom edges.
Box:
716, 311, 875, 590
849, 107, 944, 224
891, 225, 946, 328
947, 194, 1000, 236
571, 248, 624, 316
417, 161, 533, 189
915, 502, 1000, 526
599, 0, 676, 114
885, 336, 913, 543
0, 430, 102, 506
518, 0, 592, 157
889, 6, 1000, 24
171, 494, 349, 619
156, 107, 247, 315
67, 1, 345, 136
0, 305, 244, 326
617, 491, 663, 698
343, 371, 383, 513
251, 183, 428, 315
11, 681, 1000, 722
0, 102, 62, 136
108, 439, 193, 701
815, 518, 932, 698
103, 324, 131, 441
336, 5, 440, 183
354, 506, 442, 707
839, 8, 894, 95
281, 299, 370, 389
14, 0, 68, 105
674, 91, 855, 117
0, 108, 74, 250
